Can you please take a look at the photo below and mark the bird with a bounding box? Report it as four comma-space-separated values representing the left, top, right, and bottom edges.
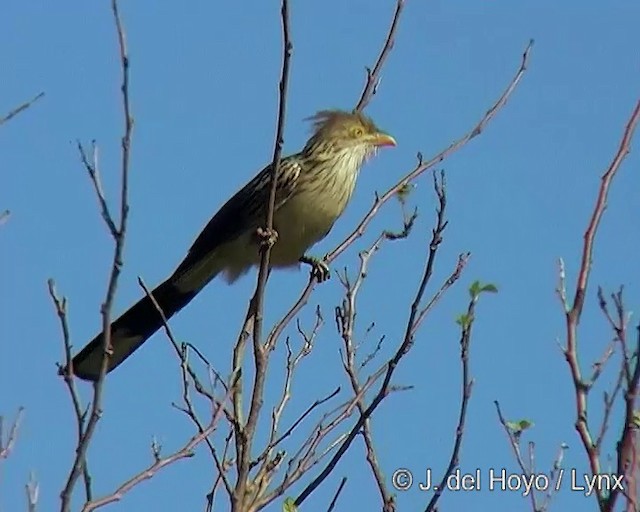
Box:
68, 109, 396, 381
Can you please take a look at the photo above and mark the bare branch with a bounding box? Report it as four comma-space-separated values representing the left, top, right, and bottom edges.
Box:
354, 0, 404, 112
59, 2, 134, 509
0, 407, 24, 460
0, 92, 44, 126
25, 472, 39, 512
47, 280, 93, 501
233, 2, 292, 510
77, 142, 118, 238
137, 277, 221, 403
81, 393, 229, 512
326, 477, 347, 512
295, 170, 467, 506
332, 194, 419, 511
425, 292, 476, 512
560, 98, 640, 512
334, 41, 533, 262
569, 100, 640, 321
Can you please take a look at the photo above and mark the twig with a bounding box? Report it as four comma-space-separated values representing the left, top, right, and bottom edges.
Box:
354, 0, 404, 112
258, 386, 340, 467
77, 142, 118, 238
495, 401, 540, 512
333, 41, 533, 263
59, 2, 133, 509
0, 92, 44, 126
25, 472, 39, 512
137, 277, 235, 498
326, 477, 347, 512
425, 291, 476, 512
232, 2, 292, 510
560, 98, 640, 512
569, 100, 640, 321
495, 402, 567, 512
137, 278, 220, 403
295, 170, 465, 506
266, 370, 387, 502
540, 444, 568, 512
333, 197, 417, 512
259, 310, 324, 466
81, 390, 230, 512
47, 280, 93, 501
614, 322, 640, 511
0, 407, 24, 460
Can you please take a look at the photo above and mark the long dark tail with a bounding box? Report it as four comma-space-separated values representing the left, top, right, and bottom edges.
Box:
68, 278, 198, 381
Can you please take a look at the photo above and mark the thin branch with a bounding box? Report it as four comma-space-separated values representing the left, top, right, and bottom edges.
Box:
77, 142, 118, 238
425, 293, 476, 512
137, 277, 235, 498
295, 170, 465, 506
25, 472, 39, 512
261, 387, 340, 465
0, 407, 24, 460
354, 0, 404, 112
560, 98, 640, 512
495, 402, 567, 512
326, 477, 347, 512
495, 401, 540, 512
569, 100, 640, 321
233, 2, 292, 510
137, 278, 220, 403
81, 392, 229, 512
333, 41, 533, 263
59, 2, 133, 509
47, 280, 93, 501
333, 199, 417, 512
0, 92, 44, 126
595, 366, 625, 452
540, 444, 568, 512
614, 322, 640, 512
267, 371, 387, 502
259, 311, 326, 468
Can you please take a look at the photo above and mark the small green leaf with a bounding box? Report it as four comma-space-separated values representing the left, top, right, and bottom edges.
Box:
480, 283, 498, 294
283, 497, 298, 512
456, 313, 471, 329
506, 419, 534, 433
517, 419, 533, 430
469, 280, 481, 298
469, 280, 499, 299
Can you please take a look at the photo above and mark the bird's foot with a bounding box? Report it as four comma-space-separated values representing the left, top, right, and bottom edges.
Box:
256, 226, 279, 249
300, 255, 331, 282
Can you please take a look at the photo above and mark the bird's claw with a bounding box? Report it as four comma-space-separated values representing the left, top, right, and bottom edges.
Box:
256, 227, 279, 249
300, 255, 330, 283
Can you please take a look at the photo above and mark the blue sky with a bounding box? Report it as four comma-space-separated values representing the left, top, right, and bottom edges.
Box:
2, 1, 640, 511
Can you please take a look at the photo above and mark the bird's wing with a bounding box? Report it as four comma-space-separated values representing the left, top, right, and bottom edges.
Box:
174, 156, 302, 277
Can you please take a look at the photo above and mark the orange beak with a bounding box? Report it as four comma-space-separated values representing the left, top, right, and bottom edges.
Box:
372, 132, 397, 148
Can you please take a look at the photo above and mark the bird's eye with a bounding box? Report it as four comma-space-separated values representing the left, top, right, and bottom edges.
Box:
352, 127, 364, 137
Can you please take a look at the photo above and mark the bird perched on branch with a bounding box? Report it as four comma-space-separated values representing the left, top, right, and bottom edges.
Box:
68, 109, 396, 381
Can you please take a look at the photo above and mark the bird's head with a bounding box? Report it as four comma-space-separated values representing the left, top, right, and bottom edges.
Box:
302, 110, 396, 163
